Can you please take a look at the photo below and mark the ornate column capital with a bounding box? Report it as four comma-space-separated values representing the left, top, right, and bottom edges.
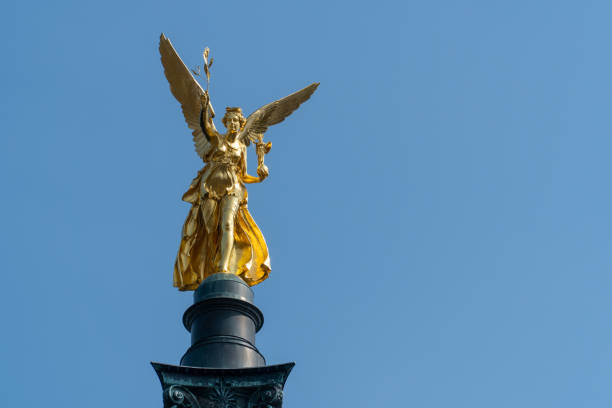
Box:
153, 362, 294, 408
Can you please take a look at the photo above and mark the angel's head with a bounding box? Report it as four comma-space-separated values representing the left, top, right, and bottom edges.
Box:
222, 107, 246, 135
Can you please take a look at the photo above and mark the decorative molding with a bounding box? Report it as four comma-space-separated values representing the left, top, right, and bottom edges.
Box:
183, 297, 264, 332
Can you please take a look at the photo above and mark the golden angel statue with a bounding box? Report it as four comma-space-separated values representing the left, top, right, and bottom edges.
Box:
159, 34, 318, 290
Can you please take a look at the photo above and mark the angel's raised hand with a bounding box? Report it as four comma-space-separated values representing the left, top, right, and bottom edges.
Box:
200, 92, 209, 108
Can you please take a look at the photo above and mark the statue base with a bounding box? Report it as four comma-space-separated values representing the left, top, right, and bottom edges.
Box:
181, 273, 265, 368
152, 273, 293, 407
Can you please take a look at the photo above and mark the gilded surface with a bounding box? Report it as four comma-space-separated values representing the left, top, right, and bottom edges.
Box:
159, 34, 318, 290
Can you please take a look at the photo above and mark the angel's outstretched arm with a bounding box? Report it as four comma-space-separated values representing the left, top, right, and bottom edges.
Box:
240, 147, 265, 184
199, 93, 220, 144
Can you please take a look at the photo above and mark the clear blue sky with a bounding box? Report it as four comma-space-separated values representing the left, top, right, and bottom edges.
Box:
3, 1, 612, 407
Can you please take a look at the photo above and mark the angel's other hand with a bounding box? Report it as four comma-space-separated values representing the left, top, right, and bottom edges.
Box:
257, 164, 269, 179
257, 141, 272, 156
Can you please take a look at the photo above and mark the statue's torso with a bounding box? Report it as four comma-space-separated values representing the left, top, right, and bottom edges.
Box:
201, 138, 244, 200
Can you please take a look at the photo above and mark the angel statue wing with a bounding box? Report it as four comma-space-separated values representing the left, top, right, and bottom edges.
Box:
239, 83, 320, 144
159, 33, 214, 160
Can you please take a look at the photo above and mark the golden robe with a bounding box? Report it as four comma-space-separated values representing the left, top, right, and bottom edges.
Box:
173, 144, 271, 290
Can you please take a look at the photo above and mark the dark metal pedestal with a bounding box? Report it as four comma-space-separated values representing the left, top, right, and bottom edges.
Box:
153, 273, 294, 408
181, 273, 265, 368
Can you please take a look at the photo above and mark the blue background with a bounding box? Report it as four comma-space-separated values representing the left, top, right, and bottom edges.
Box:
3, 1, 612, 406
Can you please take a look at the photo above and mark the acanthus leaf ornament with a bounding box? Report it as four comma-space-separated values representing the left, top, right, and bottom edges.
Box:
247, 384, 284, 408
203, 382, 238, 408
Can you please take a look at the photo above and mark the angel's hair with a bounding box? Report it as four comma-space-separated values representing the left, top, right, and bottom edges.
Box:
222, 107, 246, 128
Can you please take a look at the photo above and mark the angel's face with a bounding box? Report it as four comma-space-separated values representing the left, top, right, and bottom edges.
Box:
225, 114, 241, 134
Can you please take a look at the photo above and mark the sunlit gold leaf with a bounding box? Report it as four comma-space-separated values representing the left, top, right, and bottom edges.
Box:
202, 47, 209, 66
